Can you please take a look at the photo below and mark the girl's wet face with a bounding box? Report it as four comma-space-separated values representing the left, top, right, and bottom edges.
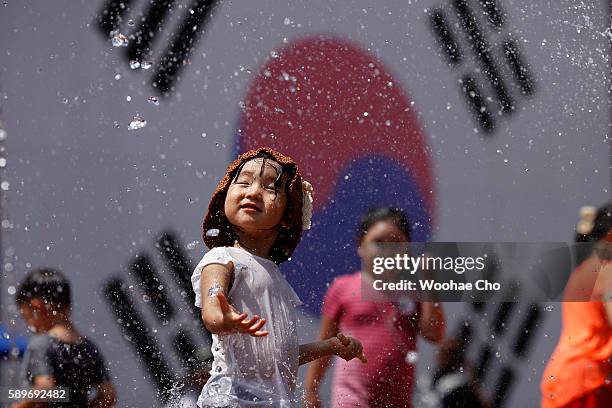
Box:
224, 157, 288, 234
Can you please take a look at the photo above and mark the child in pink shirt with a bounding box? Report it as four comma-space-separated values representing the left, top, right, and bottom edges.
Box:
304, 207, 445, 407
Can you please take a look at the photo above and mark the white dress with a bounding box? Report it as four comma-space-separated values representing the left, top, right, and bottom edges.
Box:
191, 246, 303, 407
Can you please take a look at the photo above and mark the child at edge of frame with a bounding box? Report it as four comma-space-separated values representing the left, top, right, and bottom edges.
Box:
13, 267, 117, 408
191, 147, 367, 407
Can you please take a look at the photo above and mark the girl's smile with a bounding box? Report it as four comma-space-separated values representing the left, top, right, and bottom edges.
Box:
224, 157, 288, 236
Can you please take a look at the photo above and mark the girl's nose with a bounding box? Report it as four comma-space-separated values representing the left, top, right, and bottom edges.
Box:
244, 182, 263, 199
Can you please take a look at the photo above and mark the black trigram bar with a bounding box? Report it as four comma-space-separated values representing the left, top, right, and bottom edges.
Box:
460, 74, 495, 133
452, 0, 514, 113
493, 366, 516, 407
103, 278, 175, 401
479, 0, 505, 28
513, 304, 541, 358
491, 302, 515, 336
472, 301, 486, 312
126, 0, 176, 63
131, 253, 175, 322
503, 38, 536, 96
456, 320, 473, 344
156, 232, 194, 299
97, 0, 136, 36
152, 0, 221, 94
173, 328, 199, 369
430, 9, 462, 65
156, 231, 209, 333
475, 344, 492, 381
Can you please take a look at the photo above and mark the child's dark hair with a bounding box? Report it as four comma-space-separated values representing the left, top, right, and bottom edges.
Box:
357, 207, 411, 243
15, 268, 71, 310
202, 147, 305, 264
588, 203, 611, 243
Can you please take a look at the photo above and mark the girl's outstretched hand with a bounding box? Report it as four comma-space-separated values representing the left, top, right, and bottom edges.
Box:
216, 292, 269, 337
331, 333, 367, 363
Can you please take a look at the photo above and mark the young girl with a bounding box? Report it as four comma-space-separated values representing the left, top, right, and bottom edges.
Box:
191, 147, 366, 407
304, 207, 445, 408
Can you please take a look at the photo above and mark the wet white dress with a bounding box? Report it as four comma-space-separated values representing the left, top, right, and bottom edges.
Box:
191, 246, 303, 407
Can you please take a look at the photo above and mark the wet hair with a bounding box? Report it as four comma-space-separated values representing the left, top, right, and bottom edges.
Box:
15, 268, 71, 310
357, 207, 411, 243
202, 147, 305, 264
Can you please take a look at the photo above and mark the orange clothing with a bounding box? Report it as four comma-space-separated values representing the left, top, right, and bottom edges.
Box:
541, 257, 612, 408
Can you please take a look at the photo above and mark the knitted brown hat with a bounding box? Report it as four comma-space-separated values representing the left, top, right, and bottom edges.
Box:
202, 147, 304, 264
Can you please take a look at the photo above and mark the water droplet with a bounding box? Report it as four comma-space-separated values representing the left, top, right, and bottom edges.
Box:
129, 60, 141, 70
111, 32, 128, 47
126, 95, 132, 102
206, 228, 220, 237
283, 17, 291, 25
201, 393, 238, 408
544, 305, 554, 312
270, 50, 279, 59
405, 351, 418, 364
147, 96, 159, 106
141, 61, 152, 70
1, 181, 9, 191
186, 240, 200, 250
114, 74, 121, 80
127, 19, 135, 26
142, 294, 151, 302
7, 285, 15, 295
128, 116, 147, 131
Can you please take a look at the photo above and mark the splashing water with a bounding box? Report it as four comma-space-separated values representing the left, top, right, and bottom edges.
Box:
206, 228, 220, 237
405, 351, 418, 364
111, 32, 128, 47
164, 382, 185, 408
141, 61, 153, 70
200, 394, 239, 408
129, 60, 141, 70
128, 116, 147, 131
186, 240, 200, 250
148, 96, 160, 106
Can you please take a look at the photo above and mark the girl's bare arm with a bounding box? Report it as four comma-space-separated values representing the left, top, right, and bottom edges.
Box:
303, 316, 339, 393
199, 262, 268, 336
299, 333, 366, 366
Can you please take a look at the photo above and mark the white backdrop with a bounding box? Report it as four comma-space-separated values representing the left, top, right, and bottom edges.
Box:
0, 0, 609, 406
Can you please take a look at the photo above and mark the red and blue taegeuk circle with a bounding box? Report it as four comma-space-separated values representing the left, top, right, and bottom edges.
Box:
234, 35, 435, 312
